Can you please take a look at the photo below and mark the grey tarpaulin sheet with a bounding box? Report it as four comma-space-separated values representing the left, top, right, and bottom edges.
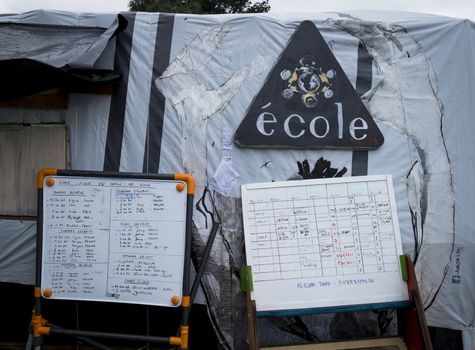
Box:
0, 10, 124, 99
0, 10, 474, 349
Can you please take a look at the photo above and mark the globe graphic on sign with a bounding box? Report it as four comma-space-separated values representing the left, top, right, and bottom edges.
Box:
298, 72, 320, 92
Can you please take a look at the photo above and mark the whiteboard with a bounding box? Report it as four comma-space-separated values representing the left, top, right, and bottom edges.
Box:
40, 176, 187, 307
241, 175, 408, 312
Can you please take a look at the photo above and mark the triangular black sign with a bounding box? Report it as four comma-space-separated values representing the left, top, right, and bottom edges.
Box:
234, 21, 384, 149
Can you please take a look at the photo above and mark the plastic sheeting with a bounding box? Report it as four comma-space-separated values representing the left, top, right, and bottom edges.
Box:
0, 10, 474, 349
0, 11, 123, 99
0, 220, 36, 284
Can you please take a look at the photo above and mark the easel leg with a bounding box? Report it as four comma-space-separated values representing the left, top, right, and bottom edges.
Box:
246, 279, 259, 349
400, 256, 433, 350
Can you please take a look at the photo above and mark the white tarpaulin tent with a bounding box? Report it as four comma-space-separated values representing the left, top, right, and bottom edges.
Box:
0, 9, 474, 349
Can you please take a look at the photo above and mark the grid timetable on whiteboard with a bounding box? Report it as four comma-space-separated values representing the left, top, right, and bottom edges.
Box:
241, 175, 408, 312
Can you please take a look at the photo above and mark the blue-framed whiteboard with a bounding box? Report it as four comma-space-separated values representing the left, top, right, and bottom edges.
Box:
241, 175, 408, 312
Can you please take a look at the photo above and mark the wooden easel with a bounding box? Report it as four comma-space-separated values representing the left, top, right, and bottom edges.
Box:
245, 256, 432, 350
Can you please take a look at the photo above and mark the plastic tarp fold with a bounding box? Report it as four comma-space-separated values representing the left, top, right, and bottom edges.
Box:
0, 12, 126, 100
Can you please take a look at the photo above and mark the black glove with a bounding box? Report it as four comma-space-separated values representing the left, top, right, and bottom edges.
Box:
297, 157, 347, 179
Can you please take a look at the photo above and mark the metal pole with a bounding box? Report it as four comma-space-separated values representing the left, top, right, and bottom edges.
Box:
49, 327, 171, 344
190, 221, 219, 307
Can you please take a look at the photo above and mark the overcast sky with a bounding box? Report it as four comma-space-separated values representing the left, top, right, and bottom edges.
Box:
0, 0, 473, 20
